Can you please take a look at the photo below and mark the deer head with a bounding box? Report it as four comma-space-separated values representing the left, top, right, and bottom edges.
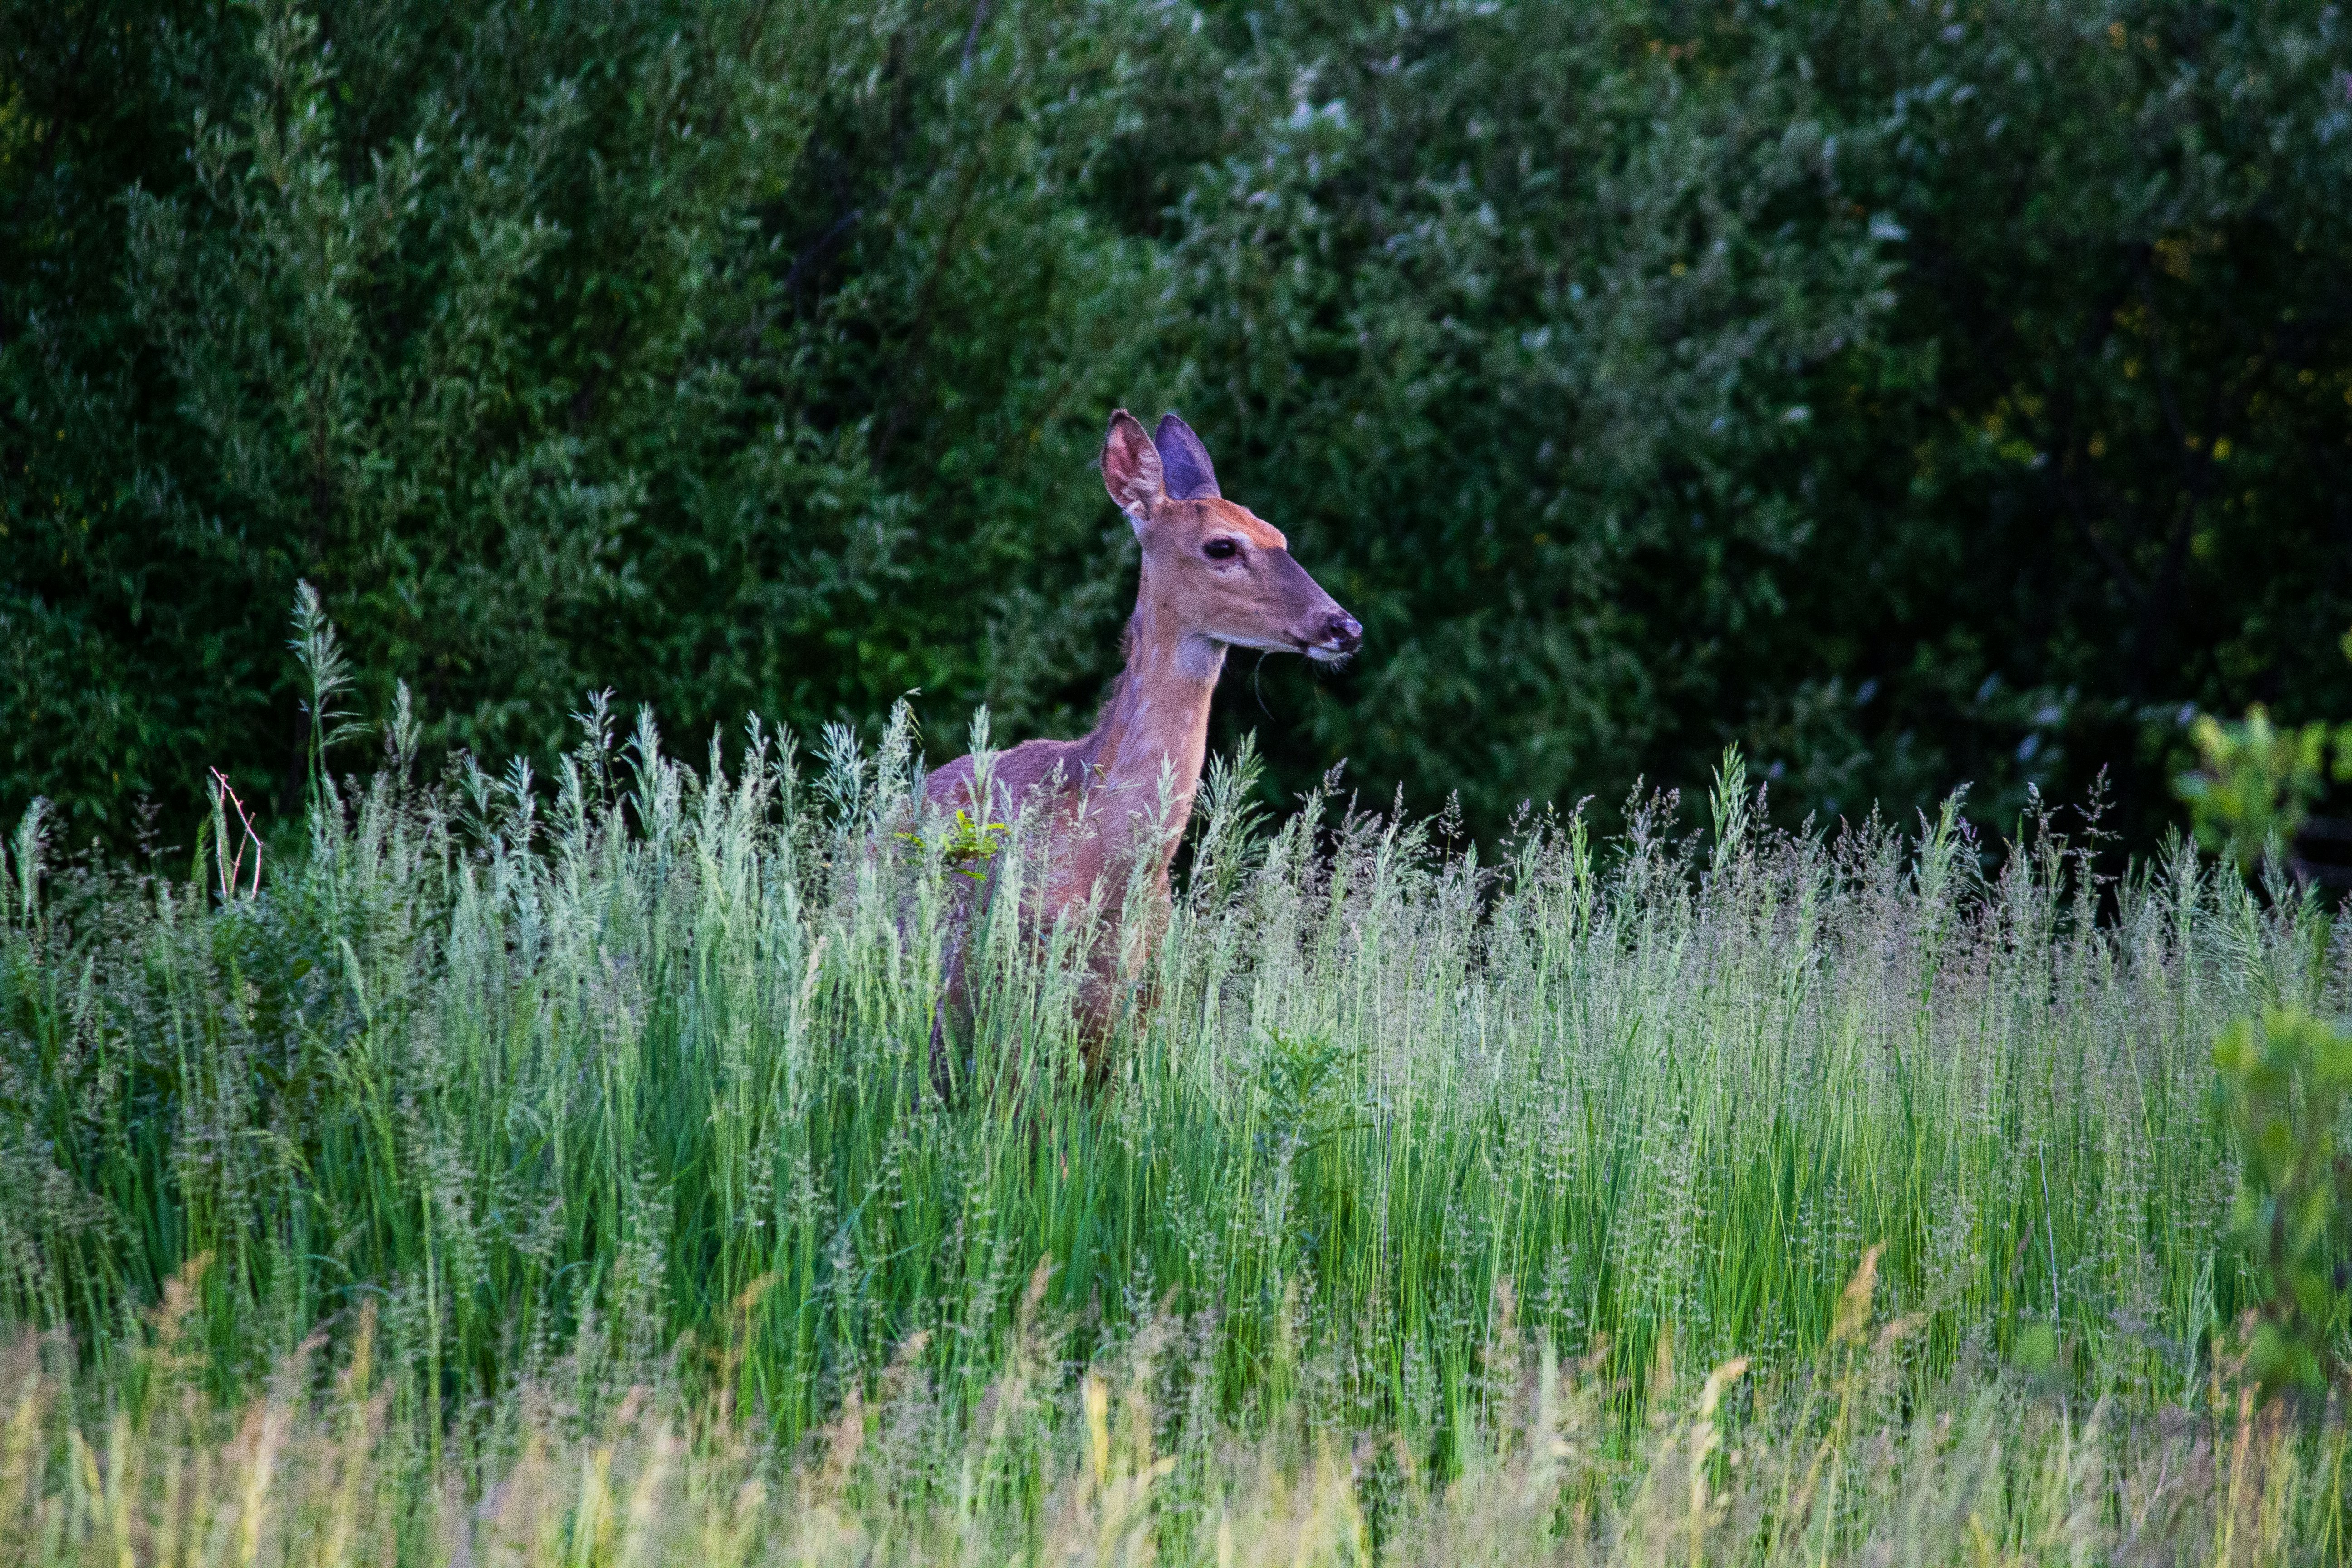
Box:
1101, 409, 1362, 664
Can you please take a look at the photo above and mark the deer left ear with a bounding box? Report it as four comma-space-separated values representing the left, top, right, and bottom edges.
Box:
1153, 413, 1221, 500
1102, 409, 1164, 533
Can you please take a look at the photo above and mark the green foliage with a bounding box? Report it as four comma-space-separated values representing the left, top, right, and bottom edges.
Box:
4, 0, 2350, 850
2212, 1006, 2352, 1402
289, 580, 364, 805
2176, 706, 2352, 873
2, 0, 1144, 833
905, 805, 1010, 881
0, 717, 2309, 1441
10, 728, 2352, 1552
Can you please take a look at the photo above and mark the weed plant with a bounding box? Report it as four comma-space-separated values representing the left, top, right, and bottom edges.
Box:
1, 712, 2348, 1562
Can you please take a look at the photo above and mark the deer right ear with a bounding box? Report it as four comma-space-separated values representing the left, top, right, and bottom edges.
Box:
1153, 413, 1221, 500
1102, 409, 1164, 534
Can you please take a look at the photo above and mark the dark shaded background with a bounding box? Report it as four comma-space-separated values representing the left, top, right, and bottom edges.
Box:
5, 0, 2348, 851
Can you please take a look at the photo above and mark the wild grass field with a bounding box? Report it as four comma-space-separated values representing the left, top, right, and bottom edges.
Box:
1, 698, 2348, 1564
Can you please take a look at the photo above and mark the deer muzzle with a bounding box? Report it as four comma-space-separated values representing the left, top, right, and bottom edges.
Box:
1305, 611, 1363, 663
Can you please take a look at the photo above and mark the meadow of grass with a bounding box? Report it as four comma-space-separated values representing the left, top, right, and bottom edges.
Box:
1, 701, 2347, 1564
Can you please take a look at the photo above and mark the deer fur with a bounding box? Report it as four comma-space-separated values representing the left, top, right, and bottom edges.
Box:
924, 408, 1361, 1055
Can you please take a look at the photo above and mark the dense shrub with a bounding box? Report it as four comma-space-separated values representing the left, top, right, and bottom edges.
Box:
4, 0, 2349, 845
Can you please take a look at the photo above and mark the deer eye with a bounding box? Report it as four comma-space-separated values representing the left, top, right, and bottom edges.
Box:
1202, 539, 1241, 561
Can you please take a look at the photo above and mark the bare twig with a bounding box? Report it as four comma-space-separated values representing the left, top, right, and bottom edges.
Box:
208, 767, 264, 902
961, 0, 993, 73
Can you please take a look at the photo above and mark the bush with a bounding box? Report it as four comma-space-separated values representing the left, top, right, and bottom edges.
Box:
2213, 1006, 2352, 1402
6, 0, 2350, 852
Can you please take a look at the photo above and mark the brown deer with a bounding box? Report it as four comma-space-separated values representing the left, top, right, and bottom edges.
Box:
923, 409, 1361, 1060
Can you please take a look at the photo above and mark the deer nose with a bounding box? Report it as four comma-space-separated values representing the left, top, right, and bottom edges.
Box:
1325, 612, 1363, 652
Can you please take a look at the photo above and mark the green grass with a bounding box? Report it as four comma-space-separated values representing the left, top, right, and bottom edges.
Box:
0, 712, 2347, 1563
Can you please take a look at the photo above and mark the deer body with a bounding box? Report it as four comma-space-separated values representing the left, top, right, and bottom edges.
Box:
924, 409, 1360, 1050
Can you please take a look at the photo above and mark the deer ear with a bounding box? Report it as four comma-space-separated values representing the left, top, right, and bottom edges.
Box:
1102, 409, 1163, 531
1153, 413, 1221, 500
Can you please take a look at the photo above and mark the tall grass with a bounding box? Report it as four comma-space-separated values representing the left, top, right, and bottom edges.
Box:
0, 710, 2346, 1561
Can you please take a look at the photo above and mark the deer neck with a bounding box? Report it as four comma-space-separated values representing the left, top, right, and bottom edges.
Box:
1081, 568, 1225, 839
